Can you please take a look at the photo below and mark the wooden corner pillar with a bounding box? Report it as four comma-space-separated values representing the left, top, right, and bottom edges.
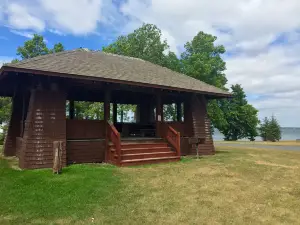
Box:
190, 94, 215, 155
19, 83, 67, 169
156, 93, 163, 137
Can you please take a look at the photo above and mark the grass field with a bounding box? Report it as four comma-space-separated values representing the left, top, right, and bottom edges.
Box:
1, 145, 300, 224
215, 140, 300, 146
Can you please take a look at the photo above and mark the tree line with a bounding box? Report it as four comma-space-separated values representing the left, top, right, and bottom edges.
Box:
0, 24, 281, 143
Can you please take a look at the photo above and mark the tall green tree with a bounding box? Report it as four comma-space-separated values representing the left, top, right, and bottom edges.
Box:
259, 117, 270, 141
17, 34, 49, 59
16, 34, 64, 59
220, 84, 259, 141
103, 24, 168, 66
103, 24, 181, 117
180, 31, 229, 131
181, 31, 227, 88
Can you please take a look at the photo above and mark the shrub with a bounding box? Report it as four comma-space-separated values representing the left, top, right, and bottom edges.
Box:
259, 116, 281, 142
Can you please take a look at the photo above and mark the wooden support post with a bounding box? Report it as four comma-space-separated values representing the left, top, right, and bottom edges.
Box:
135, 104, 140, 123
69, 100, 75, 119
104, 91, 111, 122
176, 101, 182, 122
53, 141, 63, 174
104, 90, 111, 162
113, 103, 117, 123
156, 93, 163, 137
120, 108, 124, 123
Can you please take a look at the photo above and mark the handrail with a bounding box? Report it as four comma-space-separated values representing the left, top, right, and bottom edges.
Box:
166, 125, 181, 156
106, 122, 122, 165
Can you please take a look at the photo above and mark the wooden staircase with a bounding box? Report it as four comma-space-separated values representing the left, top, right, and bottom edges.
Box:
109, 139, 180, 166
106, 122, 181, 166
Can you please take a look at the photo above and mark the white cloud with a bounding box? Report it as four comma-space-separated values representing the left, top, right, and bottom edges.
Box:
48, 29, 65, 36
1, 0, 119, 35
40, 0, 103, 35
10, 30, 34, 38
119, 0, 300, 127
7, 3, 45, 31
1, 0, 300, 126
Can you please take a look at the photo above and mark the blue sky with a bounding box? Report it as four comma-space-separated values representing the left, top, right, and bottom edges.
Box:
1, 0, 300, 127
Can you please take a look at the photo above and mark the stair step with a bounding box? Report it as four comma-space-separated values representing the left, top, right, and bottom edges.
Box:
110, 147, 172, 154
121, 152, 176, 160
120, 156, 180, 166
121, 138, 163, 143
122, 143, 168, 149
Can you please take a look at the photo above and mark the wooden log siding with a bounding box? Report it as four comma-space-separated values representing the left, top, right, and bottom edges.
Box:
66, 119, 105, 139
19, 89, 67, 169
190, 95, 215, 155
67, 140, 105, 164
66, 119, 106, 164
161, 122, 193, 137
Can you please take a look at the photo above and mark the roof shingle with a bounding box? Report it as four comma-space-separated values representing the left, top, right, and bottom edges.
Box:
2, 49, 230, 97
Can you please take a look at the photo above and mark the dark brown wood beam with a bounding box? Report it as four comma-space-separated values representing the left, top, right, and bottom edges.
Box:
104, 90, 111, 122
113, 103, 117, 123
69, 100, 75, 119
176, 101, 182, 122
156, 92, 163, 137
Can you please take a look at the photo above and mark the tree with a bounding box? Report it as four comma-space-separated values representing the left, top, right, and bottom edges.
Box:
220, 84, 259, 141
180, 32, 261, 139
259, 117, 269, 141
103, 24, 181, 118
73, 101, 104, 120
181, 31, 227, 89
102, 24, 260, 139
268, 116, 281, 142
0, 97, 11, 125
51, 43, 65, 53
17, 34, 50, 59
259, 116, 281, 142
103, 24, 171, 67
10, 59, 20, 64
0, 97, 12, 144
180, 31, 229, 131
16, 34, 64, 59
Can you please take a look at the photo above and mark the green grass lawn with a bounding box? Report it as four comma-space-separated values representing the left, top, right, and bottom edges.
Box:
1, 145, 300, 225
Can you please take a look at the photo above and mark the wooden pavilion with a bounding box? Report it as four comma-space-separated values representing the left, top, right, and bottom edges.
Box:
0, 49, 231, 169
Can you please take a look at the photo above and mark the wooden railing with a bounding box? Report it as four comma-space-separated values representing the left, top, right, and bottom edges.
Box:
166, 126, 181, 156
106, 122, 122, 165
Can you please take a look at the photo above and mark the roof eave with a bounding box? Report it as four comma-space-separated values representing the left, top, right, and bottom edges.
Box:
1, 66, 232, 98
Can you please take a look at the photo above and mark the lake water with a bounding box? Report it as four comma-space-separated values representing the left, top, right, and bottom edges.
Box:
213, 127, 300, 141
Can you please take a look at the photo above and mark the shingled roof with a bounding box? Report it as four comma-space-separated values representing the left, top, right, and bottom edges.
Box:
1, 49, 230, 97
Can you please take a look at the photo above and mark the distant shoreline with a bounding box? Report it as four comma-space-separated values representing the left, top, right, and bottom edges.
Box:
215, 140, 300, 146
